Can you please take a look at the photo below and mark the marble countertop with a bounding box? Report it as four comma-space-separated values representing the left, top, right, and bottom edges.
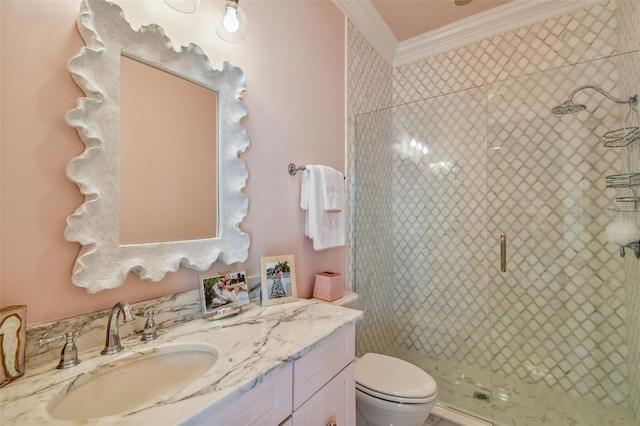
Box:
0, 299, 362, 425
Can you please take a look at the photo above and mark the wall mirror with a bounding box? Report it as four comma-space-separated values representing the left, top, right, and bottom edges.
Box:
65, 0, 250, 293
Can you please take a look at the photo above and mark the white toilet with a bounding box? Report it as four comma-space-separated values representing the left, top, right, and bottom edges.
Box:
317, 291, 438, 426
355, 353, 437, 426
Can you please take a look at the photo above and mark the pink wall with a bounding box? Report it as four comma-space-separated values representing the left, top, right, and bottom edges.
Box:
0, 0, 346, 325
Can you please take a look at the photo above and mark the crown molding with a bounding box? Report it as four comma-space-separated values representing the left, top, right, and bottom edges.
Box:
394, 0, 602, 66
334, 0, 604, 67
333, 0, 398, 64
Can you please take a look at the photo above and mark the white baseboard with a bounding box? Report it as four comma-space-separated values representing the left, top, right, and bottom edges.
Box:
431, 403, 492, 426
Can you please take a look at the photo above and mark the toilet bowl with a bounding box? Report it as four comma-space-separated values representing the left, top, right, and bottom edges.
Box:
355, 353, 437, 426
313, 292, 437, 426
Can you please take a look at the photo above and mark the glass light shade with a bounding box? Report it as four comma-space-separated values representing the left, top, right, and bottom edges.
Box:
214, 0, 248, 44
164, 0, 200, 14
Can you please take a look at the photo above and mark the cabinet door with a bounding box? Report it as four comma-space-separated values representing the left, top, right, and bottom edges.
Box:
293, 325, 355, 410
185, 364, 293, 426
292, 362, 355, 426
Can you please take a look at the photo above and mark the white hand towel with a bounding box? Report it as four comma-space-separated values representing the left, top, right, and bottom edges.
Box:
317, 165, 344, 212
300, 165, 345, 250
300, 169, 311, 237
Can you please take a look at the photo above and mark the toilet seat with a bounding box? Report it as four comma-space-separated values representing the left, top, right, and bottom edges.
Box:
356, 382, 437, 404
355, 353, 437, 404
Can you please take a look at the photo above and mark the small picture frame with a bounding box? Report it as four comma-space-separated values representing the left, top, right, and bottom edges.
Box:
260, 255, 298, 306
199, 271, 250, 318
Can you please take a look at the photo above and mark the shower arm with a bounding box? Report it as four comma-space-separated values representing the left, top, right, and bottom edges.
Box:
564, 85, 637, 106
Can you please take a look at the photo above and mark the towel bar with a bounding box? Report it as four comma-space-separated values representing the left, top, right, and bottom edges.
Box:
288, 163, 306, 176
288, 163, 345, 179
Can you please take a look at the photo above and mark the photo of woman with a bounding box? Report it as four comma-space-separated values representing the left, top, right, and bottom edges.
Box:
260, 255, 297, 306
269, 266, 287, 299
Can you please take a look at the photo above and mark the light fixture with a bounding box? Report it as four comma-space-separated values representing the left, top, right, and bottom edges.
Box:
454, 0, 472, 5
214, 0, 248, 44
163, 0, 200, 14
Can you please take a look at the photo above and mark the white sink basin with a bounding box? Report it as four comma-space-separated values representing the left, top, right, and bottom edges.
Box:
49, 342, 218, 421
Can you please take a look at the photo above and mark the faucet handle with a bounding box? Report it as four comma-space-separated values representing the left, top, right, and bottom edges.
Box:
141, 310, 159, 342
35, 331, 81, 369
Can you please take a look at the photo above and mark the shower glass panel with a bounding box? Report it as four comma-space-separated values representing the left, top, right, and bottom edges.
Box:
353, 51, 638, 425
355, 86, 494, 421
353, 106, 398, 356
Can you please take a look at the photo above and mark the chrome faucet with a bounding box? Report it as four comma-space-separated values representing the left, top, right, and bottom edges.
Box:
101, 301, 135, 355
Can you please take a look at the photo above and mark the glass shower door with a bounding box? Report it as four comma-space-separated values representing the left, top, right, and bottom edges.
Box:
486, 53, 634, 425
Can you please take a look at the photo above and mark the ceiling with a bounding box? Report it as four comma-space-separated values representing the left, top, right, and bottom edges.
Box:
370, 0, 513, 42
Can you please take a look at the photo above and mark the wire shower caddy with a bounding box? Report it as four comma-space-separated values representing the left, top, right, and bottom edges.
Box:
604, 100, 640, 216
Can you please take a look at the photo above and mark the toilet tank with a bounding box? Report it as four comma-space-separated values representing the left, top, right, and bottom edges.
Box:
313, 290, 359, 309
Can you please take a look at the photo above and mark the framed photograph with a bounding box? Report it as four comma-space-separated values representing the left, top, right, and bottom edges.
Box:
199, 271, 250, 318
260, 255, 298, 306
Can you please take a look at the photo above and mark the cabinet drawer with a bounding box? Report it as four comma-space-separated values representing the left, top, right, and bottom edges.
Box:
292, 362, 355, 426
186, 364, 293, 426
293, 324, 355, 409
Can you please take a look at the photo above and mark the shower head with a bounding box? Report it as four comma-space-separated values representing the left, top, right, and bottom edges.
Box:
551, 85, 637, 115
551, 100, 587, 115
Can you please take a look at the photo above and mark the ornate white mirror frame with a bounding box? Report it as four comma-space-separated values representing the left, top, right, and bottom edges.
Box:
65, 0, 250, 293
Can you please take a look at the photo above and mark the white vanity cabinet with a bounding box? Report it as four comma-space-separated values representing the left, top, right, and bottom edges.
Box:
190, 323, 355, 426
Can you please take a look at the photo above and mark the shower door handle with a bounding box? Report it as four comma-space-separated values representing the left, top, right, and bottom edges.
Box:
500, 233, 507, 272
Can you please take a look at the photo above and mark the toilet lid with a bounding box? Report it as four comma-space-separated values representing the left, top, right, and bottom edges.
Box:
356, 353, 437, 400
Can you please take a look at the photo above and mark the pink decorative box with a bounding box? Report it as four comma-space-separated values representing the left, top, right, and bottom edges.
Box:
313, 272, 343, 302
